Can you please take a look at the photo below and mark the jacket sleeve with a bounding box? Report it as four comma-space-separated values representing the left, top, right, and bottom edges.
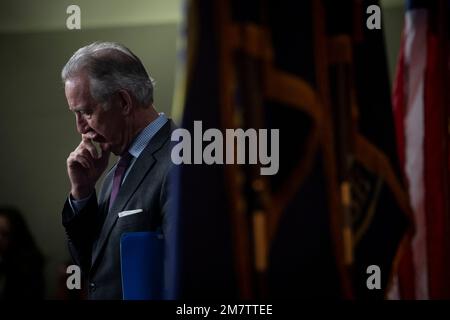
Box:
61, 193, 102, 273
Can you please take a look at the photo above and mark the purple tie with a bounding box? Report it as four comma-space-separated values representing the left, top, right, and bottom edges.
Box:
109, 152, 133, 210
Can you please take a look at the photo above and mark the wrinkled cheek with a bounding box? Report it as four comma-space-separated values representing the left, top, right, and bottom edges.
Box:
102, 129, 120, 145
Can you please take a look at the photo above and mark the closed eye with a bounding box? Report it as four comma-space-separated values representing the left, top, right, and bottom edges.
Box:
76, 109, 93, 118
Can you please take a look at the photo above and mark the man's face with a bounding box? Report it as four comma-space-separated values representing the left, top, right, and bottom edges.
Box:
65, 73, 127, 155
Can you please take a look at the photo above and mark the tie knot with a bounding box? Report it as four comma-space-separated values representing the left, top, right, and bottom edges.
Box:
117, 152, 133, 168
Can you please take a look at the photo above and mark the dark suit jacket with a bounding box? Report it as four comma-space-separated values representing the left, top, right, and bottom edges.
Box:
62, 120, 175, 299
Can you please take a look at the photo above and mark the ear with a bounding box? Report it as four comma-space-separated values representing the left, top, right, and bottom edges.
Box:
116, 89, 133, 115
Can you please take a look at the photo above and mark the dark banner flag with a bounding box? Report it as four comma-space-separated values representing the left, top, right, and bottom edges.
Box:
166, 0, 411, 299
165, 0, 239, 299
324, 0, 413, 299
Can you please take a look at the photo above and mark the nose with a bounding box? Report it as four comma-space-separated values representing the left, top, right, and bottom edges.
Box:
75, 113, 90, 134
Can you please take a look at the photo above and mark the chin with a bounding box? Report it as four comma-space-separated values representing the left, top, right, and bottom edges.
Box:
99, 142, 110, 150
110, 145, 125, 156
110, 148, 120, 156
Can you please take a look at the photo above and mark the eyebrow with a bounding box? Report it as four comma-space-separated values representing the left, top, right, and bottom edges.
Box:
70, 105, 89, 113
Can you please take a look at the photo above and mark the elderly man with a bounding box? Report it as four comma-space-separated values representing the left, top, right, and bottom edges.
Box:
61, 42, 175, 299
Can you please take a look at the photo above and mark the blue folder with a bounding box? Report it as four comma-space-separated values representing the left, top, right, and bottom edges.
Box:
120, 231, 164, 300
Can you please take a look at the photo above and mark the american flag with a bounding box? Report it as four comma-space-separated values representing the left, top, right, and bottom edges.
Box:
392, 0, 450, 300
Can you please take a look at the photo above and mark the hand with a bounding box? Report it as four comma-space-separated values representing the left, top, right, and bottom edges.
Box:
67, 135, 110, 200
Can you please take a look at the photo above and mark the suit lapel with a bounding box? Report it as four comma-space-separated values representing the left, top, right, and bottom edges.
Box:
91, 120, 173, 269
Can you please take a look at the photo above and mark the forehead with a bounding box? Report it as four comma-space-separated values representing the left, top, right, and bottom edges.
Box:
65, 74, 94, 110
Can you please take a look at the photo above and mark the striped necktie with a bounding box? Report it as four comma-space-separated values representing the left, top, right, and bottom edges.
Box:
109, 152, 133, 210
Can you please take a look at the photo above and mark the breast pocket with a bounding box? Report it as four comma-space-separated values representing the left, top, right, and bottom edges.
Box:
116, 209, 146, 230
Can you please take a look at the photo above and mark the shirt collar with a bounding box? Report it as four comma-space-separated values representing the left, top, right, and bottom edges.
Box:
127, 113, 168, 159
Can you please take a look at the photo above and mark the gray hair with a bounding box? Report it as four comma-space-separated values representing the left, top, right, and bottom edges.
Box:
61, 41, 155, 107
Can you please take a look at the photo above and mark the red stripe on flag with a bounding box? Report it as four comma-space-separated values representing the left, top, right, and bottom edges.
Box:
393, 30, 406, 174
392, 29, 417, 300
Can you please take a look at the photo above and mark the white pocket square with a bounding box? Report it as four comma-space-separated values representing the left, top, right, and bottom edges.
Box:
118, 209, 143, 218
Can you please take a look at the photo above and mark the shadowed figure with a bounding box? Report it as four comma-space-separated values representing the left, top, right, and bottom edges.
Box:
0, 207, 45, 299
